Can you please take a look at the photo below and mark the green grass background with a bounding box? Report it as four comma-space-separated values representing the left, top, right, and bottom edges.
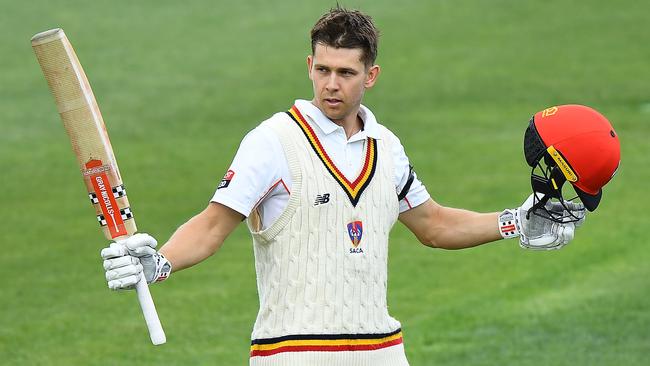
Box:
1, 0, 648, 364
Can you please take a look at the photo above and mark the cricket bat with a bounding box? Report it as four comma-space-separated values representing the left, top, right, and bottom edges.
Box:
31, 28, 166, 345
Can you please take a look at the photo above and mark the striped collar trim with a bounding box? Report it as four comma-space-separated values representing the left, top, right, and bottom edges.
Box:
250, 329, 403, 357
287, 105, 377, 206
293, 99, 382, 140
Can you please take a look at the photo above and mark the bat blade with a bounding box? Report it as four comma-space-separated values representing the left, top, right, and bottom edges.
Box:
31, 28, 135, 240
31, 28, 166, 345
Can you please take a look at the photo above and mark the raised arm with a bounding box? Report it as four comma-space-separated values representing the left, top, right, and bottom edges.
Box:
101, 122, 283, 289
101, 202, 243, 290
399, 195, 585, 251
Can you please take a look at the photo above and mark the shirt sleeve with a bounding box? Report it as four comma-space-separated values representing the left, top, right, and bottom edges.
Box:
210, 123, 285, 217
388, 129, 431, 213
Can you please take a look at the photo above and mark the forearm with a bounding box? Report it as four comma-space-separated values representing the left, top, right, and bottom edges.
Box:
399, 199, 503, 250
159, 216, 221, 272
159, 203, 243, 272
429, 207, 501, 249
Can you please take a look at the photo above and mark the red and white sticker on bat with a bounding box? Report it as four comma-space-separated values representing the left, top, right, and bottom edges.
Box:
218, 169, 235, 190
85, 159, 127, 238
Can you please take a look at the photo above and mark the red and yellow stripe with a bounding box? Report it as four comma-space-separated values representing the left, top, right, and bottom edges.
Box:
250, 329, 403, 357
287, 105, 377, 206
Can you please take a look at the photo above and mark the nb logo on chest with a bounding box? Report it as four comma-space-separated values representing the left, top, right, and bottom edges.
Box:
313, 193, 331, 206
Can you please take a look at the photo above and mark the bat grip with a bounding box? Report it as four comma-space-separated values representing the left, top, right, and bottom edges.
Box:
135, 273, 166, 345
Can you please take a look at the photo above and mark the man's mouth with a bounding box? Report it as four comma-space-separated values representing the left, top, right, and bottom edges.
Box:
324, 98, 343, 106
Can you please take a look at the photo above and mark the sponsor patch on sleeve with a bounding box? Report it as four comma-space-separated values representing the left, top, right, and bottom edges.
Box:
218, 169, 235, 189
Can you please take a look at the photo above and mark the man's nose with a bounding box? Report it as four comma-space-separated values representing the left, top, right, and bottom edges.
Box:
325, 74, 339, 91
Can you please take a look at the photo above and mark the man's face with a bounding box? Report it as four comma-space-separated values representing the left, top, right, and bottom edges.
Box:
308, 43, 379, 124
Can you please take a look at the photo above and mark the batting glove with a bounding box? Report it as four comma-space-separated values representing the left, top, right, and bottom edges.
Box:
499, 193, 586, 250
100, 233, 172, 290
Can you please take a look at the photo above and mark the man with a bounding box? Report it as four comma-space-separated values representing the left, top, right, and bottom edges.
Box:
101, 7, 601, 366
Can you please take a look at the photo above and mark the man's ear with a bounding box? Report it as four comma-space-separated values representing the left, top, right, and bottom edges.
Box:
307, 55, 314, 80
364, 64, 381, 88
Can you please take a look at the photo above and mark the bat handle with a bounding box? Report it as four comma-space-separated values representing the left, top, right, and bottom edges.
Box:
135, 273, 166, 345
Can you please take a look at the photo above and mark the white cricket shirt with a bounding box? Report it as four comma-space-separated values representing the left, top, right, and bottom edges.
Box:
211, 99, 429, 229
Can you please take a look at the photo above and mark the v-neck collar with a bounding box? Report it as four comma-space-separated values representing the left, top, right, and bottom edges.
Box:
287, 105, 378, 207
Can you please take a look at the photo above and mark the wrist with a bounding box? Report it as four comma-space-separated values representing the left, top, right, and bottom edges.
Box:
498, 209, 521, 239
150, 253, 172, 283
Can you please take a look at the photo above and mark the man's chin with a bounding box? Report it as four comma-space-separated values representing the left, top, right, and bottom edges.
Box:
321, 106, 345, 121
324, 112, 346, 123
313, 100, 347, 122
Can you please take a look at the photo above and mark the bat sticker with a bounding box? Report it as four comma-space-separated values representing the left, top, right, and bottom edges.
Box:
85, 159, 126, 238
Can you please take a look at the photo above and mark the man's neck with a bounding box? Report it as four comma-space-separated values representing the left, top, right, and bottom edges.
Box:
338, 115, 363, 140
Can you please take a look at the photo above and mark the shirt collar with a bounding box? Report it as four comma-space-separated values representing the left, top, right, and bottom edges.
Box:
294, 99, 382, 140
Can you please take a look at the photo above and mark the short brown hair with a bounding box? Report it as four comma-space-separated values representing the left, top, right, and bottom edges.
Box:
310, 6, 379, 67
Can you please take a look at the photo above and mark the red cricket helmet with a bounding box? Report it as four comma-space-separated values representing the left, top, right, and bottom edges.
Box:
524, 104, 620, 212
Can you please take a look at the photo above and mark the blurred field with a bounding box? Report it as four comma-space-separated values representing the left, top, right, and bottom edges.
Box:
1, 0, 648, 365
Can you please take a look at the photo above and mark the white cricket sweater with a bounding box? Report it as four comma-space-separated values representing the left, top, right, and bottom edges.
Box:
247, 106, 409, 366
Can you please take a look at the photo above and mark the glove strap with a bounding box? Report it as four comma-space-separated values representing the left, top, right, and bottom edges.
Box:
151, 253, 172, 283
499, 209, 521, 239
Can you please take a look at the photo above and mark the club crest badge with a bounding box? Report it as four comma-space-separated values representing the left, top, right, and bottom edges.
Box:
347, 221, 363, 249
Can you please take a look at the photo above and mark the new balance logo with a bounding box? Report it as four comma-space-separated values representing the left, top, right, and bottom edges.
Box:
314, 193, 330, 206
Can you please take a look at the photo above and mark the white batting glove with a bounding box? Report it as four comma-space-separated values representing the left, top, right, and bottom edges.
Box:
499, 194, 586, 250
100, 233, 172, 290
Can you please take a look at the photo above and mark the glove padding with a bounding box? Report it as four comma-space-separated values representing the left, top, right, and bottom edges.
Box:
100, 233, 171, 290
517, 193, 585, 250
